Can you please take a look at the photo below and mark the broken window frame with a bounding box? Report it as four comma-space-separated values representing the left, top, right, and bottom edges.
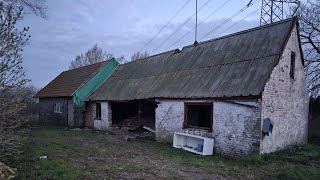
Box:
184, 102, 213, 131
290, 51, 295, 80
95, 103, 102, 120
53, 102, 62, 113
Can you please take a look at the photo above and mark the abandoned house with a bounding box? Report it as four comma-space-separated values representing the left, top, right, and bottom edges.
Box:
86, 18, 309, 156
35, 59, 119, 127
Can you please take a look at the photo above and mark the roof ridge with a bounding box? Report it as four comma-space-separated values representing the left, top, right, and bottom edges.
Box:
70, 59, 113, 96
121, 49, 177, 66
184, 17, 297, 49
65, 58, 112, 72
121, 18, 296, 67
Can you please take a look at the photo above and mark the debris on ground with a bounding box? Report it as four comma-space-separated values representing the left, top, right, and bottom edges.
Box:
110, 115, 155, 141
142, 126, 156, 133
0, 162, 17, 179
40, 156, 48, 159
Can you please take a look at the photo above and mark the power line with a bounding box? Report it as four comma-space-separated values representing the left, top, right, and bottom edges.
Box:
217, 7, 261, 36
200, 0, 260, 41
166, 0, 232, 50
152, 0, 212, 54
138, 0, 192, 53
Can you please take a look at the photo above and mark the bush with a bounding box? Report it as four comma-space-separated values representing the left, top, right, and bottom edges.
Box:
0, 86, 38, 162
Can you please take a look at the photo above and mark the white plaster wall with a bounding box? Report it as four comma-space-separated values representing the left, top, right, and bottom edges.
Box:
155, 100, 185, 142
93, 102, 111, 130
261, 24, 309, 154
155, 99, 261, 156
213, 101, 261, 156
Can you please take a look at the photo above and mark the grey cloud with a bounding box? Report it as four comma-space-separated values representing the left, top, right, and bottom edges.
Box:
20, 1, 262, 88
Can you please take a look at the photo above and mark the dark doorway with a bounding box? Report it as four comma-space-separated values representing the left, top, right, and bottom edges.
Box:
110, 99, 156, 130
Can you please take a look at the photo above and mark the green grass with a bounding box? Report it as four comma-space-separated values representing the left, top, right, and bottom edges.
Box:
4, 126, 320, 179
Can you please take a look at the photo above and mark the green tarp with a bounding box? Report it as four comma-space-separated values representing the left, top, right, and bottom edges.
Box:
72, 58, 119, 110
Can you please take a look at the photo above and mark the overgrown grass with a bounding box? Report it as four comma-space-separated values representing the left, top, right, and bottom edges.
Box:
150, 140, 320, 179
4, 126, 320, 179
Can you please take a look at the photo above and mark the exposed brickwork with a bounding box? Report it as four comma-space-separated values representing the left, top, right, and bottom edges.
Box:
92, 101, 112, 130
155, 100, 184, 142
82, 22, 308, 157
213, 101, 261, 156
261, 25, 309, 154
155, 99, 261, 156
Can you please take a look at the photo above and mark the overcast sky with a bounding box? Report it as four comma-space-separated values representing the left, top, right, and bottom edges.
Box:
20, 0, 291, 88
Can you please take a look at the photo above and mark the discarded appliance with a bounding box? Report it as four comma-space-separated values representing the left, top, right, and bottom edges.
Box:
173, 132, 214, 155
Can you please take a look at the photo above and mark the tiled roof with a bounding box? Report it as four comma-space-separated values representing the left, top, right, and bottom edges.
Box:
35, 60, 110, 98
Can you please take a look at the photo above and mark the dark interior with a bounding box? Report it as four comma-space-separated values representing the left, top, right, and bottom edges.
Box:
111, 99, 156, 129
185, 103, 212, 129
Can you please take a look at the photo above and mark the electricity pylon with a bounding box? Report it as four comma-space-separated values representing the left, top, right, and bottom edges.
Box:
260, 0, 300, 25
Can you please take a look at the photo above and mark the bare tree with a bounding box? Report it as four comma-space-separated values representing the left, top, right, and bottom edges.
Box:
3, 0, 47, 18
117, 55, 126, 64
0, 2, 30, 89
0, 2, 42, 163
131, 51, 149, 61
297, 0, 320, 96
69, 44, 124, 69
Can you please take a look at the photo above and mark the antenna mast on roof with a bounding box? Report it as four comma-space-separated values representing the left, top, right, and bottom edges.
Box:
260, 0, 300, 25
194, 0, 198, 44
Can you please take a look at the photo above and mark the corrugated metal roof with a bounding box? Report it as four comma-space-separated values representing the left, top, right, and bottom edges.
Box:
88, 18, 297, 101
35, 60, 110, 98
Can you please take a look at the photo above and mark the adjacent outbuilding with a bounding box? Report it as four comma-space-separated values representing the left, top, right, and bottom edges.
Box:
87, 18, 309, 156
35, 59, 119, 127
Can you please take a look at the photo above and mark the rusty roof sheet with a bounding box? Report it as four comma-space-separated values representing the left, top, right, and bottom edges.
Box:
35, 60, 110, 98
88, 18, 297, 101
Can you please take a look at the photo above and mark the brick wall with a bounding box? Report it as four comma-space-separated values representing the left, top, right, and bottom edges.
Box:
92, 101, 112, 130
155, 100, 185, 142
155, 99, 261, 156
260, 24, 309, 154
213, 100, 261, 156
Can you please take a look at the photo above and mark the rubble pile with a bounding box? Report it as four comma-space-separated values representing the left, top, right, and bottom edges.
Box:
110, 115, 156, 141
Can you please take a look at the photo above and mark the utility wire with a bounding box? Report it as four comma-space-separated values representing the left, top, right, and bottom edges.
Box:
138, 0, 192, 53
200, 0, 260, 41
217, 7, 260, 36
166, 0, 232, 50
152, 0, 212, 54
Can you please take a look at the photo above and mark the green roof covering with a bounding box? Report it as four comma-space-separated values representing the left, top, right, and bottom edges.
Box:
72, 58, 119, 110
